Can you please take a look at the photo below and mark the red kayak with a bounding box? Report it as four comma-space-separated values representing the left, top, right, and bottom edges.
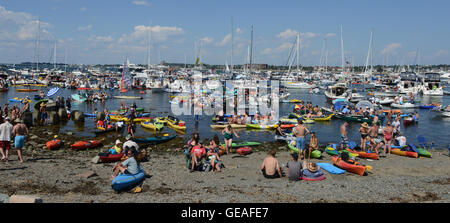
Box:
46, 140, 62, 150
236, 147, 252, 155
99, 152, 124, 163
71, 140, 102, 150
77, 87, 91, 91
346, 149, 379, 160
281, 124, 295, 129
332, 156, 367, 176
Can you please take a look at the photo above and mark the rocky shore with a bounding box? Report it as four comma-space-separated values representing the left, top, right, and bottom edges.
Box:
0, 126, 449, 203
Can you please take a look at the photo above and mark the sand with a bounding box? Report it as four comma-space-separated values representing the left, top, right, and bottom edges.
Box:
0, 126, 449, 203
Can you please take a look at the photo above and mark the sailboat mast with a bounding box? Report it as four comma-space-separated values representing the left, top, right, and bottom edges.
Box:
249, 25, 253, 74
231, 17, 234, 74
36, 19, 40, 72
54, 41, 57, 70
296, 33, 300, 72
340, 25, 345, 75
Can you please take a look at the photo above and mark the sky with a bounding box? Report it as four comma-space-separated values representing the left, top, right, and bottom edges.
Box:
0, 0, 449, 66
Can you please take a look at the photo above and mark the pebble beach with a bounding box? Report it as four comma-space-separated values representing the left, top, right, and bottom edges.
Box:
0, 126, 448, 203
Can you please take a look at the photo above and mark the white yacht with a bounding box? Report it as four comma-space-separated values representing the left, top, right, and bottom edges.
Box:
420, 73, 443, 96
397, 72, 421, 95
324, 83, 349, 102
283, 81, 316, 89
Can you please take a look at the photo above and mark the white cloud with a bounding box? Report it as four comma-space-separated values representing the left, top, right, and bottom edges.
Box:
217, 33, 231, 47
89, 35, 114, 43
200, 37, 214, 44
277, 29, 298, 39
325, 33, 336, 38
118, 25, 184, 44
132, 1, 149, 6
261, 42, 294, 55
80, 7, 87, 12
381, 43, 402, 54
78, 24, 93, 31
0, 6, 52, 41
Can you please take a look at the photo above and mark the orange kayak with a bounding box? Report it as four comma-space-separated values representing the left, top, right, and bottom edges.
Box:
16, 89, 38, 92
71, 140, 102, 150
332, 156, 366, 176
391, 149, 418, 158
382, 109, 402, 114
280, 124, 295, 129
46, 140, 62, 150
346, 149, 379, 160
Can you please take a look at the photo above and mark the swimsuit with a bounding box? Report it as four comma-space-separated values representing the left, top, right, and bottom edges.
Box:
384, 131, 392, 141
14, 135, 25, 148
224, 132, 233, 140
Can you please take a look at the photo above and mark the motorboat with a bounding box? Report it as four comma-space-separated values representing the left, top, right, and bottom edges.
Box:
420, 73, 443, 96
324, 83, 349, 102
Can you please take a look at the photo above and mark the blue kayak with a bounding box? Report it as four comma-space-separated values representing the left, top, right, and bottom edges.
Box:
112, 169, 146, 192
84, 113, 97, 117
133, 135, 176, 144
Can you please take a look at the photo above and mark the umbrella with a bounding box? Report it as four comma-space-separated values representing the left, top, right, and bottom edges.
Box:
332, 98, 348, 105
355, 100, 374, 110
47, 87, 60, 97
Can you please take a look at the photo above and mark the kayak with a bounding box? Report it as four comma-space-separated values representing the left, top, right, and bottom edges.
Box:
141, 121, 164, 131
113, 96, 143, 100
279, 118, 298, 124
210, 124, 246, 129
325, 145, 358, 157
33, 99, 49, 109
111, 169, 146, 192
16, 89, 38, 92
280, 124, 295, 129
403, 117, 416, 126
332, 156, 367, 176
391, 149, 418, 158
46, 140, 62, 150
133, 135, 176, 144
288, 141, 322, 158
316, 163, 346, 174
220, 142, 261, 148
245, 124, 278, 130
408, 144, 432, 158
9, 97, 31, 104
281, 99, 303, 103
99, 152, 124, 163
419, 105, 437, 109
94, 126, 124, 135
84, 113, 97, 117
77, 87, 91, 91
167, 119, 186, 131
71, 140, 103, 150
288, 113, 302, 119
236, 147, 252, 155
303, 119, 315, 124
302, 114, 334, 121
346, 149, 379, 160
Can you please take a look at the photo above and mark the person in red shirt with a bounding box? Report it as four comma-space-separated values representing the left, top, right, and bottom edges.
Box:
190, 145, 206, 171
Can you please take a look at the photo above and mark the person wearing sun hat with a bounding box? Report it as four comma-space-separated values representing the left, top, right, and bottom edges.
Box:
359, 122, 370, 152
108, 139, 123, 155
302, 161, 325, 179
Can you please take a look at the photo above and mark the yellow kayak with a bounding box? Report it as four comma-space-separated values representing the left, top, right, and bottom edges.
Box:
110, 116, 151, 122
302, 114, 334, 121
210, 124, 247, 129
167, 120, 186, 131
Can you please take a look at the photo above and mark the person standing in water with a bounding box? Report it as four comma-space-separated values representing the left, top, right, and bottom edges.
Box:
222, 125, 240, 154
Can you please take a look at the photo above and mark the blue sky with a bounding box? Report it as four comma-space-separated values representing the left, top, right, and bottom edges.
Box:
0, 0, 449, 66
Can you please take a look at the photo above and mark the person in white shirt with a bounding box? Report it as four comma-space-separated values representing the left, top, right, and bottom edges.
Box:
0, 117, 14, 163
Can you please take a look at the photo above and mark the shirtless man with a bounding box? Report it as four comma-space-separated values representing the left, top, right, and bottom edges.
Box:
293, 120, 310, 160
12, 121, 28, 163
368, 123, 380, 154
340, 122, 349, 150
260, 150, 283, 179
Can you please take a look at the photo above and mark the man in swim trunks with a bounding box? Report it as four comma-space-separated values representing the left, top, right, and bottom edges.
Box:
368, 123, 380, 153
12, 120, 28, 163
293, 120, 310, 160
260, 150, 283, 179
340, 122, 349, 150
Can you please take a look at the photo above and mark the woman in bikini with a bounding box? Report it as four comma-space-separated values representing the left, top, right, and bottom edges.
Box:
383, 122, 394, 156
359, 122, 370, 151
222, 125, 240, 154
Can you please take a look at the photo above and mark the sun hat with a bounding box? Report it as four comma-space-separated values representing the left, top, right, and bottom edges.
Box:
307, 162, 319, 173
361, 122, 369, 128
115, 139, 122, 145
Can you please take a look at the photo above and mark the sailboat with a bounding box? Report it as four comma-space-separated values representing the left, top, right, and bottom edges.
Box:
114, 59, 143, 99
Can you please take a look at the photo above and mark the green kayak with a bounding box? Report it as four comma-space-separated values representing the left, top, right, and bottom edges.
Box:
417, 148, 432, 158
288, 142, 321, 158
220, 142, 262, 148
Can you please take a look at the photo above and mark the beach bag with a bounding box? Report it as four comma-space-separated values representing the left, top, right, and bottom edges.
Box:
202, 162, 212, 172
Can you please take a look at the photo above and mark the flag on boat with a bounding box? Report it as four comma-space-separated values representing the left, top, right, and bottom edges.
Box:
47, 87, 60, 97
